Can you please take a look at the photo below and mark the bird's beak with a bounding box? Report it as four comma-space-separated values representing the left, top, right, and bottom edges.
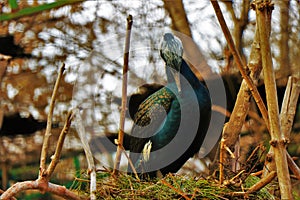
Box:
171, 69, 181, 93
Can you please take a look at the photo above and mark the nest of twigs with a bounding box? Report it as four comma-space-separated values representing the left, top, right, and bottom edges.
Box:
70, 170, 275, 200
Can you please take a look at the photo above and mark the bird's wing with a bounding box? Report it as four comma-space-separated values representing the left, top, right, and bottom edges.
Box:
128, 87, 175, 171
132, 87, 174, 138
128, 83, 163, 119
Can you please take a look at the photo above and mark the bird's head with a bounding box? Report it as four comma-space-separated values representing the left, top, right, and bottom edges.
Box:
160, 33, 183, 92
160, 33, 183, 71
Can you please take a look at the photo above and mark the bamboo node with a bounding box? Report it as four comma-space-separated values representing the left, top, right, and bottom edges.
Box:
269, 139, 278, 147
251, 0, 274, 11
283, 138, 289, 145
278, 139, 288, 147
266, 153, 273, 163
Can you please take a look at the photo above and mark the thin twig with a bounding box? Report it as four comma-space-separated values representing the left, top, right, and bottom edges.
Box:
115, 142, 140, 181
229, 170, 245, 183
219, 136, 225, 184
39, 64, 65, 175
251, 170, 262, 177
212, 105, 231, 118
161, 179, 191, 200
45, 110, 74, 177
113, 15, 133, 175
74, 108, 97, 200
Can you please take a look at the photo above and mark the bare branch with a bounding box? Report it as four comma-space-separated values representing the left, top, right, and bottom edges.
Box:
40, 63, 65, 175
74, 108, 97, 200
246, 171, 276, 194
0, 180, 84, 200
45, 110, 74, 177
113, 15, 133, 175
281, 76, 300, 140
211, 0, 269, 132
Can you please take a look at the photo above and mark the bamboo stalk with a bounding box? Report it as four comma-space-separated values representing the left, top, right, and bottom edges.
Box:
254, 1, 293, 199
113, 15, 133, 175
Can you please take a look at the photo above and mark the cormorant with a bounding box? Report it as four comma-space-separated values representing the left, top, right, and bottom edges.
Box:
127, 33, 211, 178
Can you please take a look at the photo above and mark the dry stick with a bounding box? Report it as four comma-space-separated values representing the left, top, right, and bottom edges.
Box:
228, 169, 245, 184
40, 64, 65, 175
246, 171, 276, 194
255, 1, 293, 199
113, 15, 133, 175
160, 179, 191, 200
287, 152, 300, 180
45, 110, 74, 177
211, 1, 269, 131
74, 108, 97, 200
219, 135, 225, 184
0, 180, 83, 200
211, 1, 265, 184
229, 172, 277, 198
281, 77, 300, 140
231, 171, 277, 198
116, 144, 140, 181
1, 111, 82, 200
264, 76, 300, 178
212, 1, 299, 190
0, 189, 16, 200
1, 65, 83, 200
281, 77, 300, 178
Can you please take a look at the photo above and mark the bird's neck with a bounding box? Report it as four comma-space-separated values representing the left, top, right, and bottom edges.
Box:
165, 59, 202, 90
165, 66, 175, 83
180, 60, 200, 88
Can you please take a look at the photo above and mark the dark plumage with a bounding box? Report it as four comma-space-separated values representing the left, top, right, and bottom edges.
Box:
128, 83, 163, 120
127, 33, 211, 178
